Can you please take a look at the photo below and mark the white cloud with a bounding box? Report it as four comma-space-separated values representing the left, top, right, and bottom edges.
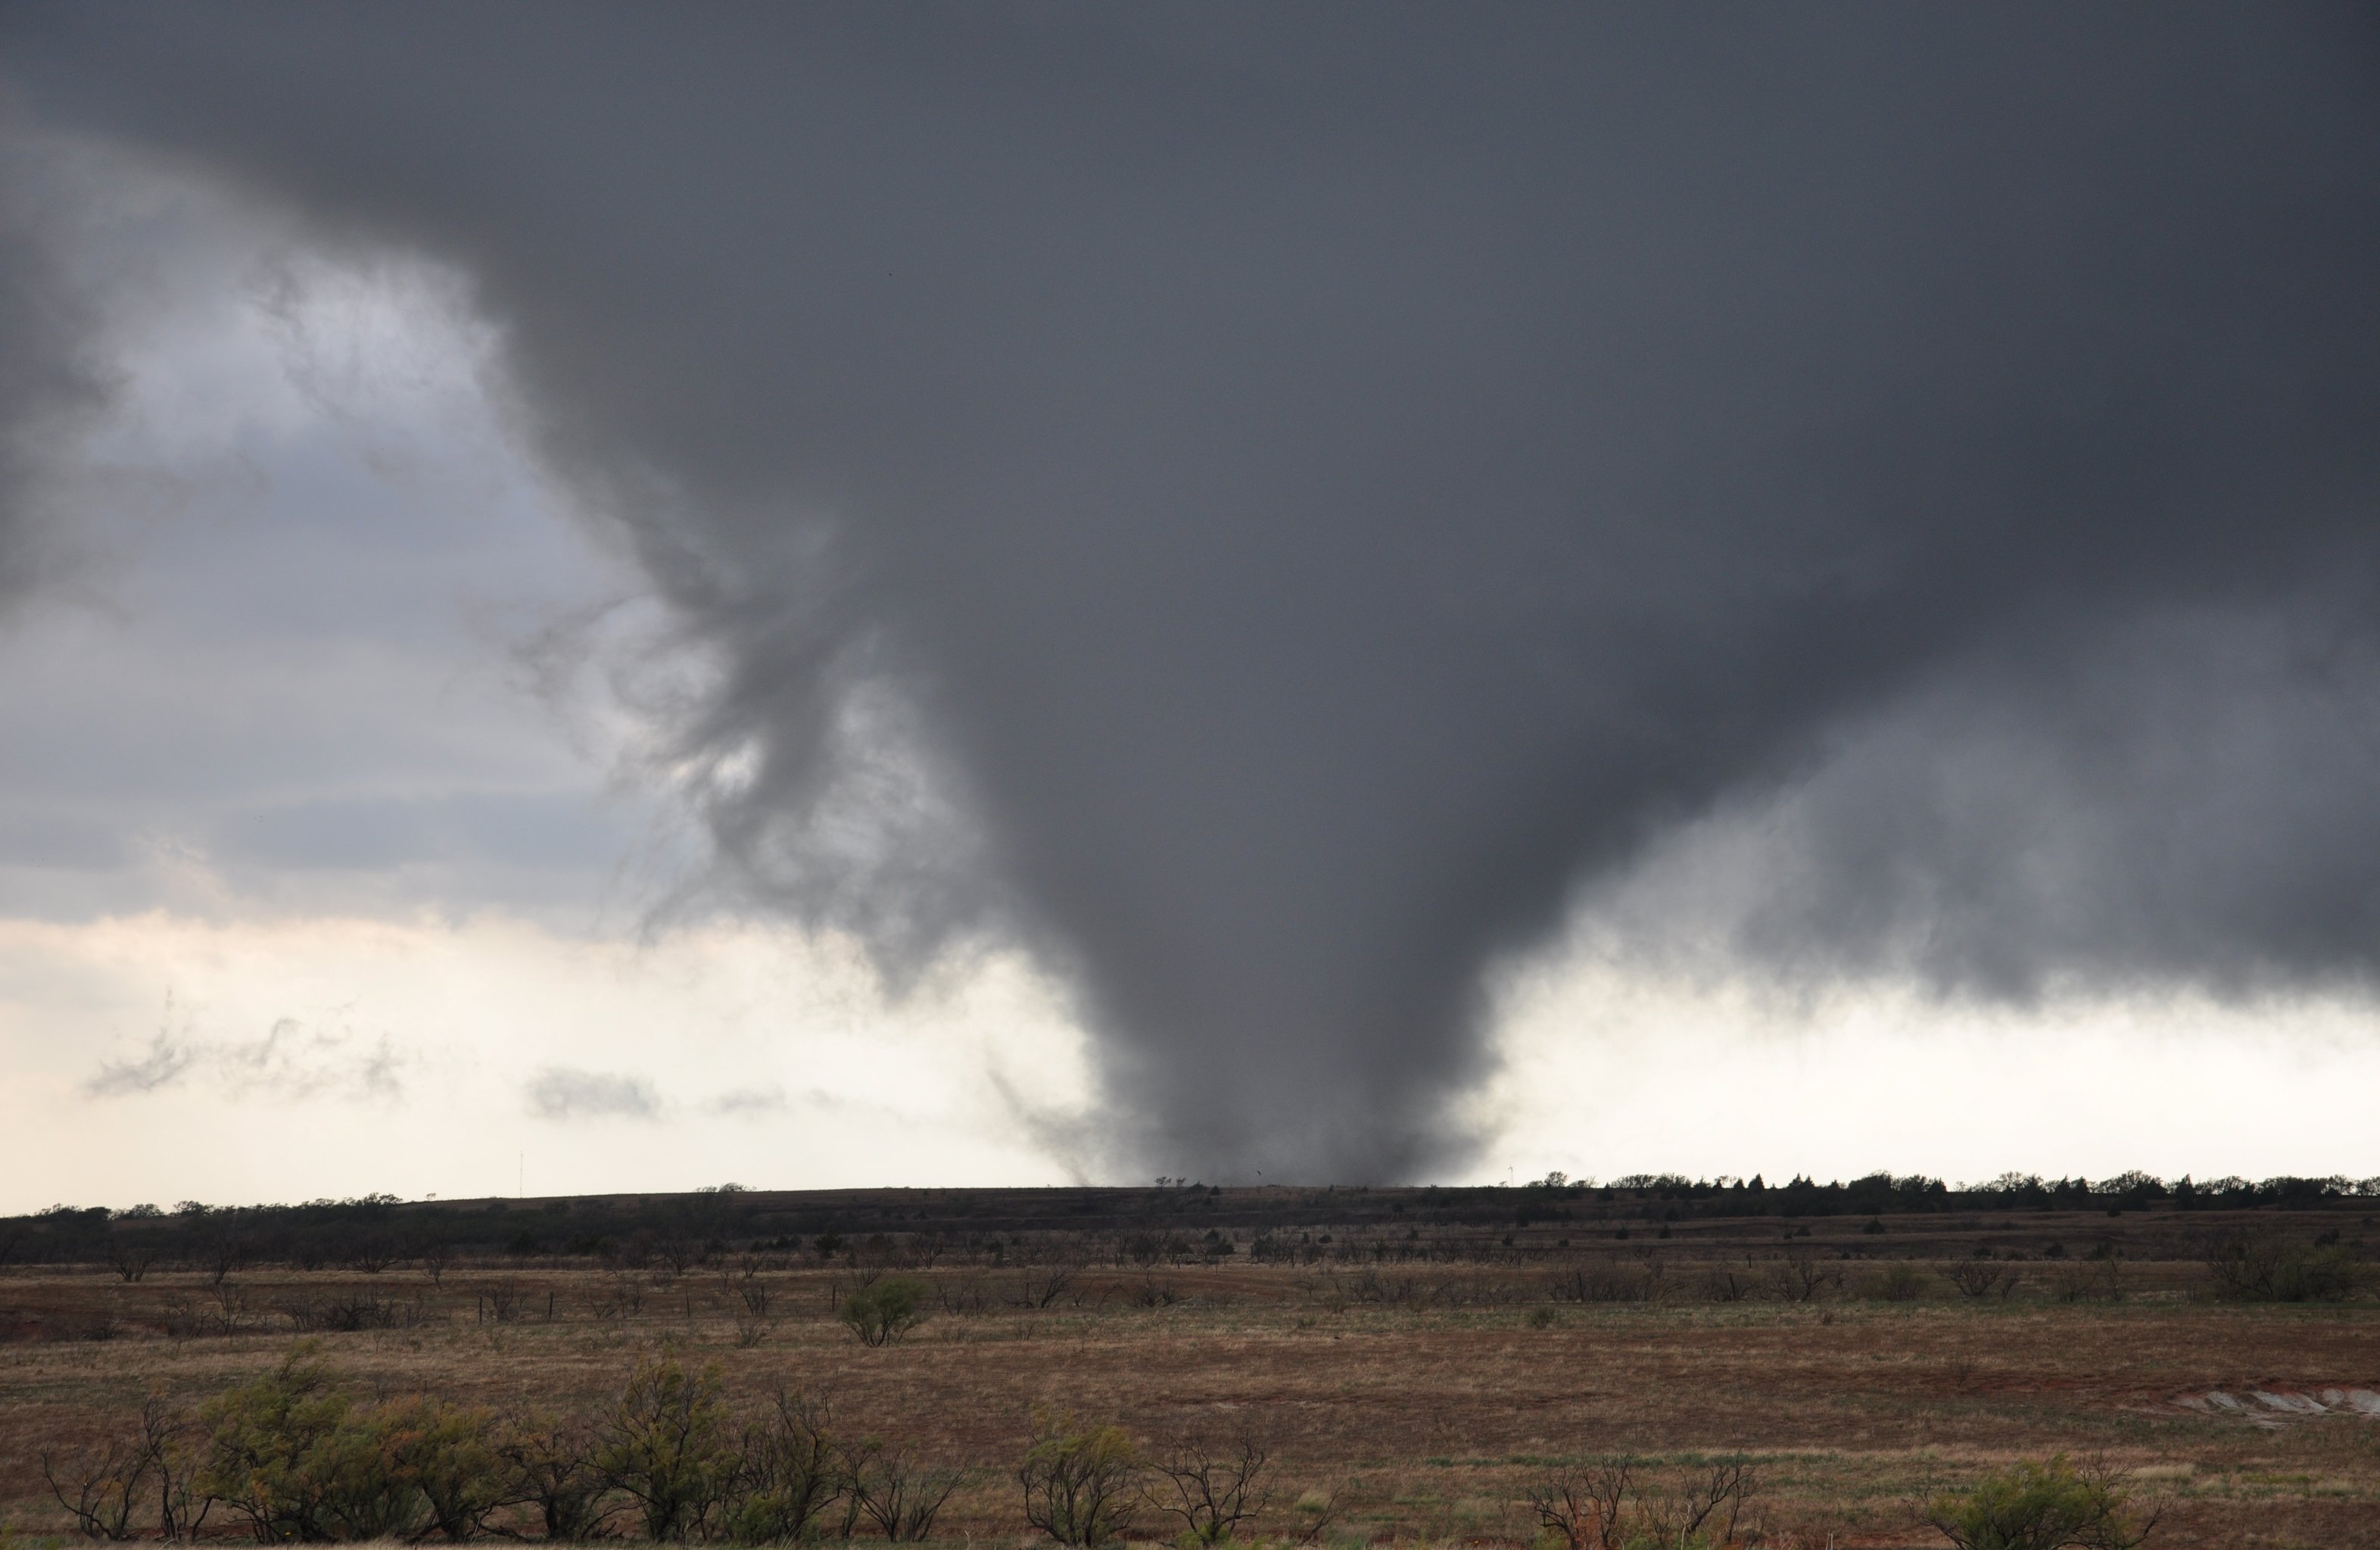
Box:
1464, 945, 2380, 1187
0, 909, 1095, 1212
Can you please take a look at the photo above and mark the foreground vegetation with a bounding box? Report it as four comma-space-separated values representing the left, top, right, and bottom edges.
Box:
20, 1342, 2194, 1550
2, 1184, 2375, 1547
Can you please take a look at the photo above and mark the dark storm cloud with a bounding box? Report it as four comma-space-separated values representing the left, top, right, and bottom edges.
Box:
5, 4, 2377, 1178
1581, 597, 2380, 999
0, 126, 105, 607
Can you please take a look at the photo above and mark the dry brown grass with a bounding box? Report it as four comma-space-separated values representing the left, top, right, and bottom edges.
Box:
2, 1262, 2376, 1548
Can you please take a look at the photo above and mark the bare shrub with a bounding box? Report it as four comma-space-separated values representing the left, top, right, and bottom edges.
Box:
723, 1391, 842, 1544
1524, 1460, 1631, 1550
1643, 1458, 1760, 1547
1129, 1275, 1183, 1308
2049, 1258, 2123, 1304
1768, 1248, 1837, 1302
43, 1395, 208, 1540
1858, 1264, 1930, 1303
198, 1235, 249, 1286
279, 1287, 428, 1332
1012, 1265, 1080, 1308
346, 1235, 403, 1274
1941, 1262, 2014, 1300
937, 1274, 991, 1315
1143, 1430, 1270, 1544
107, 1240, 157, 1283
1290, 1485, 1344, 1545
208, 1280, 254, 1335
1553, 1258, 1663, 1304
1524, 1457, 1759, 1550
1702, 1266, 1752, 1302
587, 1270, 645, 1320
844, 1439, 962, 1541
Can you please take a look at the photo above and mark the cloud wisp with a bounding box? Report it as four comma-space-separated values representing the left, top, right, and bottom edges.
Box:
5, 7, 2378, 1179
87, 1009, 405, 1102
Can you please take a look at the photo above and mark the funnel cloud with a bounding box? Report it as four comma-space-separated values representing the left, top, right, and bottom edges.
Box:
4, 5, 2377, 1178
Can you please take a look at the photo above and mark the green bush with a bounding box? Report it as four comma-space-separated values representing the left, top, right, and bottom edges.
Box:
500, 1411, 616, 1542
2206, 1230, 2363, 1302
2272, 1243, 2363, 1301
720, 1391, 843, 1544
379, 1396, 509, 1540
1018, 1407, 1142, 1545
1922, 1455, 2153, 1550
594, 1355, 735, 1541
196, 1344, 439, 1542
142, 1346, 970, 1544
839, 1276, 928, 1346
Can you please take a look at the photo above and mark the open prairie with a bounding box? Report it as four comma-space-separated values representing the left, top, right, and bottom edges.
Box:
4, 1187, 2376, 1548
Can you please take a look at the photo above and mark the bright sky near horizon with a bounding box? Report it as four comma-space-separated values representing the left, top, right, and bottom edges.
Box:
3, 11, 2378, 1212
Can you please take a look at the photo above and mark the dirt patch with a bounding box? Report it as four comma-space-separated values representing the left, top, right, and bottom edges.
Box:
2174, 1387, 2380, 1426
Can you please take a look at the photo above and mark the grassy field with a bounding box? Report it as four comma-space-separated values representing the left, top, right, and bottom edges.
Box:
4, 1250, 2377, 1549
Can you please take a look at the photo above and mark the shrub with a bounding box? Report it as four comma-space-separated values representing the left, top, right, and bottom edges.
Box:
840, 1276, 929, 1346
1523, 1458, 1758, 1550
195, 1345, 433, 1542
378, 1396, 509, 1540
1941, 1262, 2017, 1300
1524, 1460, 1628, 1550
1018, 1408, 1143, 1545
2205, 1230, 2362, 1302
42, 1395, 207, 1541
501, 1411, 618, 1542
1859, 1264, 1930, 1302
843, 1439, 963, 1542
595, 1355, 735, 1541
1922, 1455, 2154, 1550
1142, 1430, 1270, 1545
1767, 1248, 1836, 1302
721, 1391, 843, 1544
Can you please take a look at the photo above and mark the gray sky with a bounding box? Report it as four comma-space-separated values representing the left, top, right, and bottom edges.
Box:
1, 5, 2376, 1199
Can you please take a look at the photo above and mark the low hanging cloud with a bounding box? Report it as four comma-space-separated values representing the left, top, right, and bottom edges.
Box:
525, 1065, 661, 1122
7, 8, 2378, 1181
